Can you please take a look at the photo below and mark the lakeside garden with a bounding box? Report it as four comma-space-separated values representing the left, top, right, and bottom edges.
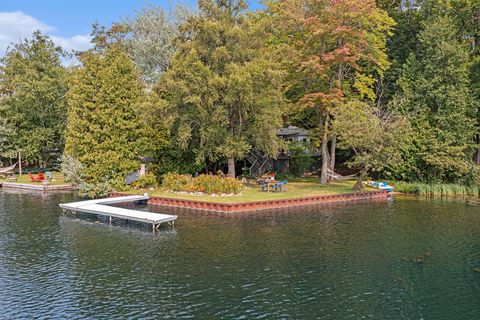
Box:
1, 0, 479, 200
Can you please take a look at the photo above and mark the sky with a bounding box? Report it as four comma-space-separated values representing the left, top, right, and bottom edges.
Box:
0, 0, 262, 57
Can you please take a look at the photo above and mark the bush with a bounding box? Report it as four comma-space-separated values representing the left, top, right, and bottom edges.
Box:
288, 142, 314, 177
77, 179, 111, 199
161, 173, 193, 191
161, 173, 243, 194
61, 155, 83, 185
132, 172, 158, 189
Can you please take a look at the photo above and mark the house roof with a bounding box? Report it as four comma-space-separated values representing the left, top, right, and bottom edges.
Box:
277, 126, 311, 136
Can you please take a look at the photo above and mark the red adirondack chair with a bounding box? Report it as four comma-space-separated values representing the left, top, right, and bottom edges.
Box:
28, 172, 45, 182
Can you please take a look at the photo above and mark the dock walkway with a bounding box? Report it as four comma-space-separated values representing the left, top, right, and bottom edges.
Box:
59, 195, 177, 231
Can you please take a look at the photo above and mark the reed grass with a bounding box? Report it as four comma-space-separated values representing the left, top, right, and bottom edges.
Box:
394, 181, 480, 198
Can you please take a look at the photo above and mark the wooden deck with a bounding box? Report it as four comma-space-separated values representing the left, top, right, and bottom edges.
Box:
0, 181, 76, 191
59, 195, 177, 231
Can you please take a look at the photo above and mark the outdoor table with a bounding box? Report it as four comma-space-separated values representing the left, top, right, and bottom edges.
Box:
261, 180, 284, 192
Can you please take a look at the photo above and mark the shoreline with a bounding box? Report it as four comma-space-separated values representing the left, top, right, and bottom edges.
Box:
110, 190, 389, 213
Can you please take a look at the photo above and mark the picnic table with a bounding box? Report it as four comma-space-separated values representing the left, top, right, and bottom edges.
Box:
260, 180, 287, 192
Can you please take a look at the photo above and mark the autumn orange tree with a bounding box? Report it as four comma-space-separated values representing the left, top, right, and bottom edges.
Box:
263, 0, 395, 183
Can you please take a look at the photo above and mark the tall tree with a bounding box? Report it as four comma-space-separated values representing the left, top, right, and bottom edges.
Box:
64, 44, 144, 190
158, 0, 285, 178
264, 0, 395, 183
90, 4, 190, 85
123, 4, 190, 84
393, 16, 476, 182
332, 100, 411, 189
0, 31, 68, 164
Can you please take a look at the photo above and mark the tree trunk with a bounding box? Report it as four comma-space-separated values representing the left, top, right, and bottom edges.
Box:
227, 157, 236, 178
329, 135, 336, 171
475, 135, 480, 164
320, 114, 330, 184
354, 167, 368, 191
18, 151, 22, 176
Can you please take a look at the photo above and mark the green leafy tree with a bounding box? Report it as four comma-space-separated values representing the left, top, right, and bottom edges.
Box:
332, 100, 411, 189
123, 4, 190, 84
89, 4, 190, 85
0, 118, 16, 158
393, 16, 477, 182
64, 44, 144, 194
158, 0, 285, 178
263, 0, 395, 183
0, 31, 68, 164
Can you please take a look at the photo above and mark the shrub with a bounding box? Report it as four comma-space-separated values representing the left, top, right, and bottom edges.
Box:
77, 179, 111, 199
132, 172, 158, 189
62, 155, 113, 198
61, 155, 83, 185
161, 173, 243, 194
191, 174, 243, 194
161, 173, 193, 191
288, 142, 313, 177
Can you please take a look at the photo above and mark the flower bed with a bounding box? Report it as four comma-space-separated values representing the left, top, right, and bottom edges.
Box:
161, 173, 243, 195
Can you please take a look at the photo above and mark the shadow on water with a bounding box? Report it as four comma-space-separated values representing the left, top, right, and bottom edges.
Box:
0, 190, 480, 319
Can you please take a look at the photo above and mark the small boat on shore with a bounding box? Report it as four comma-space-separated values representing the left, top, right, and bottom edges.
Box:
370, 181, 394, 192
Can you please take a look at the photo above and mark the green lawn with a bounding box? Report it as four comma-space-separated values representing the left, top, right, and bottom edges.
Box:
0, 171, 68, 186
127, 177, 371, 203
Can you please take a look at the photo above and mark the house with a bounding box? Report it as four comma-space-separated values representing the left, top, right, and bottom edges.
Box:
247, 126, 319, 176
276, 126, 311, 143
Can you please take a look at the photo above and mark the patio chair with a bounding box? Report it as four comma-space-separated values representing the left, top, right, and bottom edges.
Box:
45, 171, 53, 181
28, 172, 45, 182
271, 182, 283, 192
261, 183, 268, 192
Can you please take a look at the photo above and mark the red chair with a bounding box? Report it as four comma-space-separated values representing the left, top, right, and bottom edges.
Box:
28, 172, 45, 182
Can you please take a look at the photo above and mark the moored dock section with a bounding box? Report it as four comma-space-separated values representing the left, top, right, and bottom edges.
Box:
59, 195, 177, 232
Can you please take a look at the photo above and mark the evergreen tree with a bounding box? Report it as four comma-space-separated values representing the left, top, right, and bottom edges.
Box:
0, 31, 68, 164
158, 0, 285, 178
393, 16, 477, 182
64, 44, 144, 191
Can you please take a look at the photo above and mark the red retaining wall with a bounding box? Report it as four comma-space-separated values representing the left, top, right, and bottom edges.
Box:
109, 190, 389, 213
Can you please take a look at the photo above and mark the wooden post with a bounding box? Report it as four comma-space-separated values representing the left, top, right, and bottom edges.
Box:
139, 163, 146, 177
18, 151, 22, 176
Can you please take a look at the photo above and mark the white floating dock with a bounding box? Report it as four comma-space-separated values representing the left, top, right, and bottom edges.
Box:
59, 195, 177, 231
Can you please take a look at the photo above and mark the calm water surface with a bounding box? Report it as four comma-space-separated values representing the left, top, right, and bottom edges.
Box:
0, 190, 480, 319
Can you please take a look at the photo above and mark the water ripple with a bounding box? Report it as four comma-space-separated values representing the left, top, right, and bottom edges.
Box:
1, 192, 480, 319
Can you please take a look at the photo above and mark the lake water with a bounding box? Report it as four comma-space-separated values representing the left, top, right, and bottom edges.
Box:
0, 190, 479, 319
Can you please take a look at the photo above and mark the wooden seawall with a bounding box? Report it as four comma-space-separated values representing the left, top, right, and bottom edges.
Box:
110, 190, 389, 213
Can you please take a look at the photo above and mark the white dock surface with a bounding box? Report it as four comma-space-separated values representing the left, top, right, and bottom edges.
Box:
59, 195, 177, 230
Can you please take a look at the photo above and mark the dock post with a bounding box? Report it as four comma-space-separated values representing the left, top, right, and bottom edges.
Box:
109, 216, 112, 223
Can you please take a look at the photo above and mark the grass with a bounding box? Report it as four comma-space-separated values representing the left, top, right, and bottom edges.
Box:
126, 177, 370, 203
0, 171, 68, 186
393, 181, 480, 198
